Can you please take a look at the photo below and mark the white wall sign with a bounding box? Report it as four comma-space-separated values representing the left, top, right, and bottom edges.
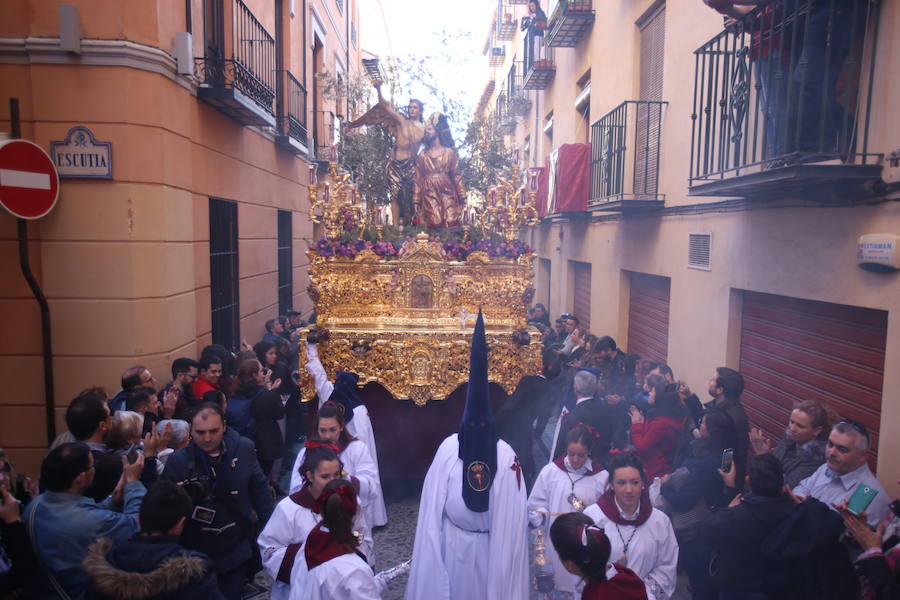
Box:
50, 126, 112, 179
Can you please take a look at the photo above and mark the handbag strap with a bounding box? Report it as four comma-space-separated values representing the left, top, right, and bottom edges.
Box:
25, 497, 73, 600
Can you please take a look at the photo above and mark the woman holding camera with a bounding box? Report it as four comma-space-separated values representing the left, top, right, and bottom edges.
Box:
258, 446, 373, 600
583, 452, 678, 600
288, 403, 385, 536
288, 478, 379, 600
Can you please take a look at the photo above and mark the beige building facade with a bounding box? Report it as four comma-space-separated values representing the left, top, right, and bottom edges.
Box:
0, 0, 362, 474
482, 0, 900, 494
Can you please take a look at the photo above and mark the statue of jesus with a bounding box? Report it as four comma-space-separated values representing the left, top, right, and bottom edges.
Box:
346, 83, 425, 225
412, 113, 467, 230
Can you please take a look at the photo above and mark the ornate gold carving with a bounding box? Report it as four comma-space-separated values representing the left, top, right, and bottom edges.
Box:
302, 233, 542, 404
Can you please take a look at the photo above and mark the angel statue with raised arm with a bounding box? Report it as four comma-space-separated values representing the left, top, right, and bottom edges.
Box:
346, 81, 425, 226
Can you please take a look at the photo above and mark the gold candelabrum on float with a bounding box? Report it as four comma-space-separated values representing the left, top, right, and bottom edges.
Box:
478, 163, 541, 242
308, 161, 367, 240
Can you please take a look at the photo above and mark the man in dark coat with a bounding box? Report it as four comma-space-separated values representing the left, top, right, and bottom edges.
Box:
161, 403, 274, 600
703, 453, 854, 600
84, 480, 224, 599
704, 367, 750, 487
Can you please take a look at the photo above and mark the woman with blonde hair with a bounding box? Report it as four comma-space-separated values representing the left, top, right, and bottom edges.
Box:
749, 399, 834, 488
105, 411, 143, 455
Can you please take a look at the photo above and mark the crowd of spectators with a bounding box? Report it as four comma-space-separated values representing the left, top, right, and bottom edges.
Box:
504, 304, 899, 600
0, 311, 312, 599
1, 298, 898, 599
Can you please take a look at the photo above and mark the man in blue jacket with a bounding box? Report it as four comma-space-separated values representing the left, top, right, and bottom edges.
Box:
161, 403, 274, 600
24, 442, 146, 599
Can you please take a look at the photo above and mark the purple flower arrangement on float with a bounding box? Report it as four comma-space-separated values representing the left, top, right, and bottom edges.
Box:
310, 236, 532, 260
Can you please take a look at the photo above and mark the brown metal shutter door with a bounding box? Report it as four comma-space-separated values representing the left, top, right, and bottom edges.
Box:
740, 291, 887, 469
627, 272, 670, 364
572, 261, 591, 330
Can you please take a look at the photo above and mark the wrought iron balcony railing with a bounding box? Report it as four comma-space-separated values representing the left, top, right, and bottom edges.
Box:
546, 0, 595, 48
195, 0, 276, 127
489, 46, 506, 67
523, 28, 555, 90
590, 100, 667, 210
312, 110, 337, 162
276, 70, 308, 154
506, 61, 531, 116
496, 0, 517, 41
689, 0, 882, 198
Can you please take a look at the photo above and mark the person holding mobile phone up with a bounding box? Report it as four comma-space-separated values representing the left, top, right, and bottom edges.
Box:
792, 420, 890, 528
838, 479, 900, 600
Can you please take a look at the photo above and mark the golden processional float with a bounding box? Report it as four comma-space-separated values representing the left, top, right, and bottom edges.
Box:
300, 159, 544, 406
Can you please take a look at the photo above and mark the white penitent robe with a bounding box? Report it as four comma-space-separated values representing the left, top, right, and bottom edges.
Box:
306, 345, 388, 526
527, 457, 609, 594
257, 487, 374, 600
405, 434, 529, 600
288, 440, 384, 536
583, 501, 678, 600
289, 551, 381, 600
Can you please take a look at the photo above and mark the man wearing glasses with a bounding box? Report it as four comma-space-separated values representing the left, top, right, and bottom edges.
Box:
793, 419, 890, 527
157, 357, 201, 421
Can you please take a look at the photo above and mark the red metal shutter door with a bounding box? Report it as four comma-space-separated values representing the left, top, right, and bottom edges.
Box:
572, 261, 592, 330
740, 291, 887, 469
627, 272, 671, 364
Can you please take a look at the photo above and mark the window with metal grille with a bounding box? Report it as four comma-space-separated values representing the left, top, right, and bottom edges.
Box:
688, 232, 712, 270
209, 198, 240, 351
277, 210, 293, 315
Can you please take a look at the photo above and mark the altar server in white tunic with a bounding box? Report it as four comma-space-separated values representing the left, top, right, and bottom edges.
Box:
583, 452, 678, 600
305, 342, 387, 526
528, 423, 610, 595
289, 403, 385, 540
259, 444, 373, 600
288, 478, 380, 600
405, 311, 529, 600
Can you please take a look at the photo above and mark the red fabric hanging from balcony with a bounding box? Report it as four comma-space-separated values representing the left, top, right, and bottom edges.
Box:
554, 143, 590, 213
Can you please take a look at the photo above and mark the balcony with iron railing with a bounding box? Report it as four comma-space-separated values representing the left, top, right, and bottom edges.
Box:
689, 0, 882, 199
506, 61, 531, 117
546, 0, 595, 48
275, 71, 308, 155
495, 88, 516, 134
194, 0, 276, 127
523, 28, 555, 90
496, 0, 518, 41
489, 45, 506, 67
312, 110, 338, 163
590, 100, 667, 211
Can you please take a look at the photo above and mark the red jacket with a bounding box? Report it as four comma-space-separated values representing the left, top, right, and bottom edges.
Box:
191, 376, 219, 400
630, 416, 683, 480
582, 566, 648, 600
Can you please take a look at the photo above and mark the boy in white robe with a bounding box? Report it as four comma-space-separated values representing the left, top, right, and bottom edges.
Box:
405, 311, 529, 600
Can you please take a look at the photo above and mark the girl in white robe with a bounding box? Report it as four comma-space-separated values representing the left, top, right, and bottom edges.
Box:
261, 445, 374, 600
305, 342, 388, 526
289, 403, 384, 535
289, 479, 380, 600
583, 452, 678, 600
528, 424, 609, 595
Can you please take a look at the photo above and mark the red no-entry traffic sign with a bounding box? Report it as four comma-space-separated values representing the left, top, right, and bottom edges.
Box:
0, 139, 60, 220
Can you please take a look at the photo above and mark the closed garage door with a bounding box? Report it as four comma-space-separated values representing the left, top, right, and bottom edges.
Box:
627, 272, 671, 364
571, 261, 591, 330
740, 291, 887, 469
